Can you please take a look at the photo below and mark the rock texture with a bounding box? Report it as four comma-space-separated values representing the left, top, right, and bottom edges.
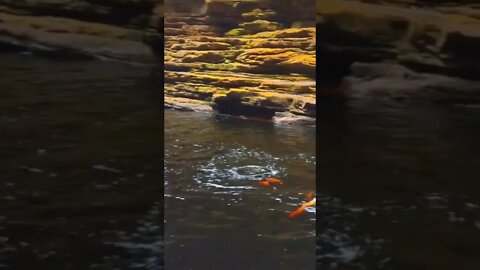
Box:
0, 0, 164, 63
317, 0, 480, 101
164, 0, 316, 122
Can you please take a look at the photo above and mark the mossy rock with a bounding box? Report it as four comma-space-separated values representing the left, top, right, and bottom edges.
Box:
235, 48, 315, 76
252, 28, 315, 38
180, 51, 225, 64
242, 8, 276, 21
200, 62, 252, 72
225, 28, 246, 37
213, 88, 257, 102
170, 42, 231, 51
239, 20, 282, 34
247, 39, 303, 49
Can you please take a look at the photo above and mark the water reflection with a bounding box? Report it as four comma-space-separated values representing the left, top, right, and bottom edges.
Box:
0, 54, 163, 269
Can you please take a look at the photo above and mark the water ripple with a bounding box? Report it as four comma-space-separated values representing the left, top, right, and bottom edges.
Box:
317, 192, 480, 269
193, 147, 286, 189
101, 202, 163, 270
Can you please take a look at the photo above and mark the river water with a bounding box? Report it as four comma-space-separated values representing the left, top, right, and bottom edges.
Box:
0, 53, 163, 269
1, 53, 480, 270
164, 110, 316, 270
316, 98, 480, 269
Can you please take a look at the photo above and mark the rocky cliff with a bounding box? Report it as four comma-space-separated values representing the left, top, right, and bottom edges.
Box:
164, 0, 316, 123
2, 0, 477, 117
317, 0, 480, 101
0, 0, 316, 123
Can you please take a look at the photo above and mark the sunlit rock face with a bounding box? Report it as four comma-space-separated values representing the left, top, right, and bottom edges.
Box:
316, 0, 480, 101
164, 0, 317, 123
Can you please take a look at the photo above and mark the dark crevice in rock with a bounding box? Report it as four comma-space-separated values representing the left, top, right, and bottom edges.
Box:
0, 41, 23, 52
319, 22, 392, 48
316, 43, 354, 86
0, 40, 94, 61
26, 48, 95, 61
400, 59, 480, 81
212, 99, 277, 120
0, 0, 157, 28
249, 67, 316, 79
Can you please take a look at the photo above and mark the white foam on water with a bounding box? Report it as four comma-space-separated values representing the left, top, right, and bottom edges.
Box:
193, 147, 286, 194
317, 192, 480, 269
204, 183, 256, 190
101, 202, 163, 270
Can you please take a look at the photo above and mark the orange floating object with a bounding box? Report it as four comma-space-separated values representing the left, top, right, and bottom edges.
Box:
304, 198, 316, 208
288, 207, 306, 218
257, 180, 270, 187
305, 192, 315, 200
288, 198, 316, 219
264, 177, 283, 185
257, 177, 283, 187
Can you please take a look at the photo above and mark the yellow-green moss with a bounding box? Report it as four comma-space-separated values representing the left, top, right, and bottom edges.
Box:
181, 51, 225, 63
242, 9, 276, 21
225, 28, 246, 37
239, 20, 282, 34
200, 62, 251, 72
251, 27, 315, 38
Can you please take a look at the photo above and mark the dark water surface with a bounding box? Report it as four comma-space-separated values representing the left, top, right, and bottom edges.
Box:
0, 53, 163, 269
316, 99, 480, 269
2, 53, 480, 270
164, 111, 316, 270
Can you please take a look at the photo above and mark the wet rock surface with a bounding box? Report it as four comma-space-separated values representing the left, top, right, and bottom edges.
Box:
317, 0, 480, 101
165, 0, 316, 123
0, 0, 163, 63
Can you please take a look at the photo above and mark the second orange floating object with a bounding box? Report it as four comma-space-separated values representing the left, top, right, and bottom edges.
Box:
257, 177, 284, 187
288, 198, 316, 219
